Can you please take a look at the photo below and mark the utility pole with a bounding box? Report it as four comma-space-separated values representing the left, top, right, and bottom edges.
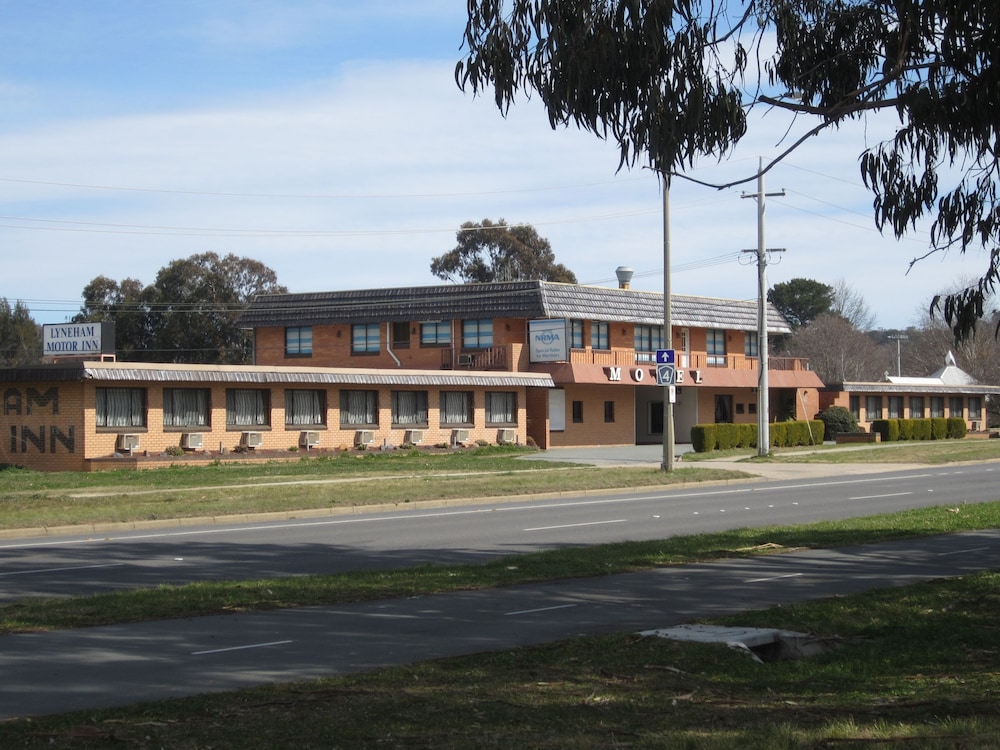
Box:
661, 175, 675, 472
888, 334, 908, 377
741, 158, 785, 457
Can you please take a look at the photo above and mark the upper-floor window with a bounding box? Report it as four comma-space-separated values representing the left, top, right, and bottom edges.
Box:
744, 331, 759, 358
634, 324, 664, 353
226, 388, 270, 427
420, 321, 451, 347
391, 321, 410, 349
706, 329, 726, 366
462, 319, 493, 349
96, 387, 147, 429
391, 390, 429, 426
352, 323, 380, 354
285, 326, 312, 357
285, 389, 326, 426
570, 320, 585, 349
164, 388, 210, 429
591, 321, 609, 350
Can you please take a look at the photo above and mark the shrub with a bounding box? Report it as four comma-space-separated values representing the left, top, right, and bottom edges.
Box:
691, 425, 715, 452
871, 419, 900, 442
818, 405, 858, 438
946, 417, 967, 439
930, 417, 949, 440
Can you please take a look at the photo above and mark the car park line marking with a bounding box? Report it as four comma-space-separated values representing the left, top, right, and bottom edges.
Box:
848, 492, 913, 501
745, 573, 803, 583
0, 562, 124, 577
505, 604, 578, 616
192, 640, 292, 656
523, 520, 627, 532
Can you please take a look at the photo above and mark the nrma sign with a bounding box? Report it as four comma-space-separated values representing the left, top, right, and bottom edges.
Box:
528, 319, 568, 363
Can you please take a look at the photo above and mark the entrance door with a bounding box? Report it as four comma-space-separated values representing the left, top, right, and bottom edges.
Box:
714, 394, 733, 423
649, 401, 664, 435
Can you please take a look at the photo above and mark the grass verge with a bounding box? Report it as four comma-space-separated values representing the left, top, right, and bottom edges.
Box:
2, 571, 997, 748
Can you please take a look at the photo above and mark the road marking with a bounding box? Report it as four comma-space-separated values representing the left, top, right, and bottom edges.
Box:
523, 519, 627, 532
505, 604, 577, 616
192, 640, 292, 656
745, 573, 803, 583
849, 492, 913, 501
0, 562, 124, 578
321, 610, 420, 619
937, 546, 990, 557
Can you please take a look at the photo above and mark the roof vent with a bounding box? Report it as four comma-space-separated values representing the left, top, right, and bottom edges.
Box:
615, 266, 634, 289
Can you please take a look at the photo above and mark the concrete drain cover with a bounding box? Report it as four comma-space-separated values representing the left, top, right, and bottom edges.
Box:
638, 624, 840, 662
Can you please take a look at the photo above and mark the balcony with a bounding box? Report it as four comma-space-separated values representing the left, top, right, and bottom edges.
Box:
568, 348, 810, 372
443, 346, 509, 370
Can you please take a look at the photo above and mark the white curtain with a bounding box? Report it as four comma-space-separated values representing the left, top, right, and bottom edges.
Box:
286, 390, 324, 425
165, 389, 208, 427
342, 390, 378, 425
486, 392, 515, 424
97, 388, 145, 427
227, 390, 267, 426
441, 391, 471, 424
392, 391, 427, 425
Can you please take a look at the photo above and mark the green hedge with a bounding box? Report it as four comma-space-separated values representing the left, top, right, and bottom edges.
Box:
870, 417, 968, 442
690, 420, 824, 453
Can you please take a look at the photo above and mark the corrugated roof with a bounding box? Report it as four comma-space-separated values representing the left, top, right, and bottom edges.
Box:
239, 280, 791, 334
2, 361, 554, 389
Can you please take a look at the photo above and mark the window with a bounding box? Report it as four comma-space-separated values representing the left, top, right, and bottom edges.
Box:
96, 387, 146, 428
352, 323, 380, 354
849, 395, 861, 420
865, 395, 882, 420
634, 324, 664, 357
340, 390, 378, 426
392, 321, 410, 349
590, 321, 609, 350
909, 396, 924, 418
462, 319, 493, 349
163, 388, 210, 428
285, 389, 326, 426
570, 320, 585, 349
285, 326, 312, 357
888, 396, 904, 419
744, 331, 759, 358
604, 400, 615, 423
420, 321, 451, 347
440, 391, 473, 425
706, 329, 726, 366
226, 389, 270, 427
391, 391, 428, 426
486, 392, 517, 425
572, 400, 584, 423
930, 397, 945, 418
949, 397, 964, 418
969, 396, 983, 421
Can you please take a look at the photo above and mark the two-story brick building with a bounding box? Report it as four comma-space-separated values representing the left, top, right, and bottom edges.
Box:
238, 278, 826, 449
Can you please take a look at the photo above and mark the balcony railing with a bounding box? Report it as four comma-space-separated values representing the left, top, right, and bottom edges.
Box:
568, 348, 810, 372
444, 345, 509, 370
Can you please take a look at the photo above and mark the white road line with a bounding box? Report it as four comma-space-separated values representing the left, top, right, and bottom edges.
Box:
745, 573, 804, 583
523, 519, 627, 532
505, 604, 578, 616
849, 492, 913, 501
192, 640, 293, 656
0, 562, 124, 578
937, 546, 991, 557
320, 611, 421, 619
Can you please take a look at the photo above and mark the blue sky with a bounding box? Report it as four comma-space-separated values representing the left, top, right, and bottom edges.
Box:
0, 1, 984, 329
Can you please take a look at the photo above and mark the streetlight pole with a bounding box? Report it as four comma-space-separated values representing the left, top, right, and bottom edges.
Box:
888, 334, 908, 377
741, 158, 785, 457
661, 174, 675, 472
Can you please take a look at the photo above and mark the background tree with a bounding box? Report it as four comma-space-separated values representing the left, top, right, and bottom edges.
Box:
75, 253, 286, 364
457, 1, 1000, 339
767, 278, 834, 329
830, 278, 877, 332
0, 299, 41, 366
431, 219, 577, 284
786, 313, 892, 383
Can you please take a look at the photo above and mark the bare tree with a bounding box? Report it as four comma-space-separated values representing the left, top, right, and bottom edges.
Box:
830, 278, 876, 331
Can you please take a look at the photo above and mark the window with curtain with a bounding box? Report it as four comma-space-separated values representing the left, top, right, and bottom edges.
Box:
590, 321, 609, 350
570, 320, 584, 349
96, 387, 147, 428
226, 389, 270, 427
285, 389, 326, 426
888, 396, 903, 419
163, 388, 210, 428
865, 395, 882, 420
440, 391, 473, 425
285, 326, 312, 356
340, 390, 379, 426
352, 323, 380, 354
930, 397, 945, 418
706, 329, 726, 366
462, 319, 493, 349
420, 321, 451, 347
969, 396, 983, 420
909, 396, 924, 418
485, 392, 516, 425
634, 324, 663, 355
949, 397, 964, 418
391, 391, 428, 426
744, 331, 759, 358
849, 395, 860, 419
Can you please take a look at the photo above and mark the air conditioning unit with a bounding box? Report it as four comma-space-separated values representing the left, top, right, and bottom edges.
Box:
115, 434, 140, 452
971, 421, 981, 432
497, 428, 516, 444
458, 353, 475, 367
240, 431, 263, 449
452, 428, 471, 445
405, 429, 424, 445
299, 431, 321, 449
180, 432, 204, 450
355, 430, 376, 446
